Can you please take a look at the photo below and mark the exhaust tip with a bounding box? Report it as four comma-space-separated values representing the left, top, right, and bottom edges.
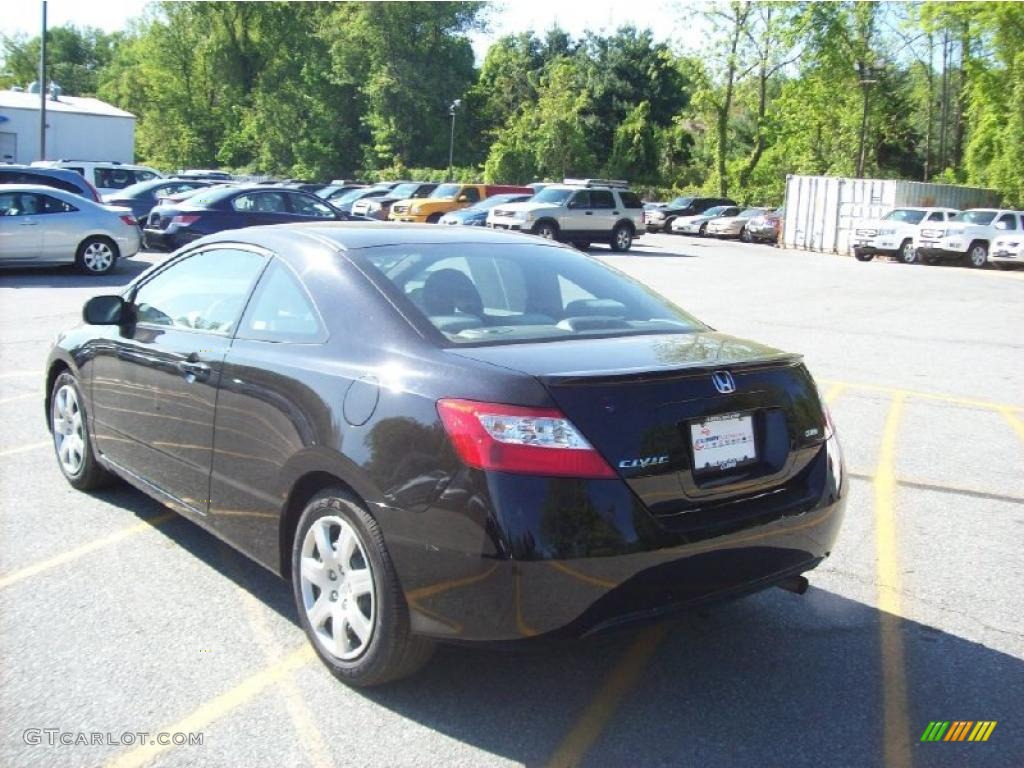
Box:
777, 575, 809, 595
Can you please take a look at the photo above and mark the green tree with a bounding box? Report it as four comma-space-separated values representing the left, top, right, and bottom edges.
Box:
1, 25, 123, 95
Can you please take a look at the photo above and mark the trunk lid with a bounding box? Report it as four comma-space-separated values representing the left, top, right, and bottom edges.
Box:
451, 332, 828, 532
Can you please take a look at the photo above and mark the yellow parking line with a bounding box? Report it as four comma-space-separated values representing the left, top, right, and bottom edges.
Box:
0, 440, 49, 458
0, 391, 38, 405
819, 378, 1023, 413
874, 394, 911, 768
0, 513, 175, 591
0, 370, 40, 379
237, 585, 332, 768
823, 382, 846, 405
1001, 408, 1024, 444
546, 625, 666, 768
105, 644, 315, 768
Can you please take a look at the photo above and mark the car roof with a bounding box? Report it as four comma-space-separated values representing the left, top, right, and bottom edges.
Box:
0, 183, 93, 200
197, 222, 568, 253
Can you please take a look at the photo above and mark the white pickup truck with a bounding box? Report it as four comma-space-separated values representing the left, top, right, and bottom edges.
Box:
852, 207, 958, 264
915, 208, 1024, 268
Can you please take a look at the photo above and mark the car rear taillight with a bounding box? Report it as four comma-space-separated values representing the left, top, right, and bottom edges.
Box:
119, 215, 136, 226
172, 214, 200, 226
437, 399, 616, 478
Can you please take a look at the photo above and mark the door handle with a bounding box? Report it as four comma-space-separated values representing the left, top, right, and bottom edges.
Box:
584, 211, 593, 215
613, 210, 620, 215
177, 360, 211, 381
19, 220, 39, 226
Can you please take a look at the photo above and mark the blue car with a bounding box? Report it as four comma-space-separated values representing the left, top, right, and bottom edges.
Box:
437, 193, 534, 226
142, 186, 360, 251
104, 179, 216, 225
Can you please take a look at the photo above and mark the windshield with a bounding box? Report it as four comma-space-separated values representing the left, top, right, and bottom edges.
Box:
430, 183, 462, 199
532, 188, 574, 205
951, 210, 997, 225
358, 242, 705, 346
702, 206, 728, 217
389, 183, 422, 199
669, 197, 694, 208
739, 208, 766, 218
883, 209, 926, 225
334, 188, 374, 205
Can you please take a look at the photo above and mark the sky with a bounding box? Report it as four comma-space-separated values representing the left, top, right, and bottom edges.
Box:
0, 0, 697, 63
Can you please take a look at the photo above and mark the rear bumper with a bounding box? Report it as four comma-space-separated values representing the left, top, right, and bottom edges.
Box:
142, 228, 198, 252
389, 446, 845, 643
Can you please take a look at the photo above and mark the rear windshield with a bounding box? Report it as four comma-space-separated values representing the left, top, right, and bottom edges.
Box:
356, 242, 705, 346
883, 209, 926, 224
951, 210, 997, 225
430, 183, 462, 199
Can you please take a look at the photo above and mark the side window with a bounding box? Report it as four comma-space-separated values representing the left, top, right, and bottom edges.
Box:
590, 190, 615, 209
1, 192, 44, 215
133, 249, 265, 334
237, 260, 323, 342
926, 212, 944, 222
232, 192, 287, 213
569, 191, 591, 209
95, 168, 135, 189
996, 213, 1017, 230
287, 193, 335, 218
39, 195, 77, 214
619, 191, 643, 209
134, 170, 159, 183
461, 187, 481, 203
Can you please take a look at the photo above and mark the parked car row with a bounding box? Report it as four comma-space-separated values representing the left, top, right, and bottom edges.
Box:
853, 207, 1024, 268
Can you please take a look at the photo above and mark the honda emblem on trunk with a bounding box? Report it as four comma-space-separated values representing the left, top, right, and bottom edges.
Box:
711, 371, 736, 394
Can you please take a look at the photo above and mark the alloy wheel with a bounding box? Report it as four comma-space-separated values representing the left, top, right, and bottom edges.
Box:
82, 242, 114, 273
52, 384, 85, 476
300, 516, 376, 661
969, 244, 987, 268
536, 223, 556, 239
901, 241, 917, 264
615, 227, 632, 250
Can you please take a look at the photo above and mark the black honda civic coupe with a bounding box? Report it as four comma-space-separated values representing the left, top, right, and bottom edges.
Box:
45, 224, 845, 686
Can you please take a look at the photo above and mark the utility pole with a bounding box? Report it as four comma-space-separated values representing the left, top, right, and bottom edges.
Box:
447, 99, 461, 182
39, 0, 47, 161
856, 62, 878, 179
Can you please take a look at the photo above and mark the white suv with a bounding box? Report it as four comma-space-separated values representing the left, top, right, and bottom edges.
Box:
916, 209, 1023, 268
852, 207, 958, 264
31, 160, 164, 195
486, 179, 644, 252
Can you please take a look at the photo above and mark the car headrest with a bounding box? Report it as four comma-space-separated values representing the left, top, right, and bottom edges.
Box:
422, 269, 484, 317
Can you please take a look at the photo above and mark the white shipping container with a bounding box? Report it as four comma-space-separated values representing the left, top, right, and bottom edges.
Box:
781, 175, 1000, 254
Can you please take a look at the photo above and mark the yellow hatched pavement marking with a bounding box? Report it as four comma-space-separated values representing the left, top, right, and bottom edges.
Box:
874, 393, 912, 768
0, 440, 49, 457
545, 625, 666, 768
105, 645, 315, 768
0, 513, 175, 591
1001, 408, 1024, 444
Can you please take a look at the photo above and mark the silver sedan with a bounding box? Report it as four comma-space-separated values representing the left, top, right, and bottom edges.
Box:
0, 184, 141, 274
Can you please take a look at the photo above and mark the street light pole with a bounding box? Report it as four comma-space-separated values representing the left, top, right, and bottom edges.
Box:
39, 0, 48, 161
447, 99, 461, 182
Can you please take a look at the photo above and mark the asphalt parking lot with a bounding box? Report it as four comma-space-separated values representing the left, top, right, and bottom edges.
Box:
1, 233, 1022, 768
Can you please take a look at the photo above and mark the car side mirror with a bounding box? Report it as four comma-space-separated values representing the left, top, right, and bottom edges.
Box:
567, 201, 579, 209
83, 295, 126, 325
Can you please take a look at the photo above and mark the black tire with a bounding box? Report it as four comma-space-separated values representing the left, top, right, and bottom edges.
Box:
572, 241, 591, 251
897, 239, 917, 264
739, 226, 752, 243
292, 488, 435, 687
663, 217, 676, 233
75, 236, 119, 275
923, 255, 940, 266
533, 220, 559, 240
853, 248, 874, 262
426, 213, 443, 224
965, 241, 988, 268
49, 371, 113, 491
698, 223, 707, 236
610, 223, 634, 252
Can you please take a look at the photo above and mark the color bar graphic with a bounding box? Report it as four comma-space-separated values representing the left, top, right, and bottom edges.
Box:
920, 721, 996, 742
